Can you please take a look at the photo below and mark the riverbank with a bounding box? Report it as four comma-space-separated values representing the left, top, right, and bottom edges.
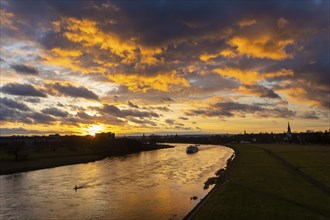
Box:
184, 149, 235, 220
190, 144, 330, 220
0, 144, 174, 175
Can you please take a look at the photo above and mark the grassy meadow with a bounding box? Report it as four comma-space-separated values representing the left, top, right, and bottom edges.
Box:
192, 144, 330, 220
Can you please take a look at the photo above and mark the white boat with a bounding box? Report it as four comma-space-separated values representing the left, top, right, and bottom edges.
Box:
186, 145, 199, 154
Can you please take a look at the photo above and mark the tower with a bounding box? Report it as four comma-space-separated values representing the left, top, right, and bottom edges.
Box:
287, 122, 291, 134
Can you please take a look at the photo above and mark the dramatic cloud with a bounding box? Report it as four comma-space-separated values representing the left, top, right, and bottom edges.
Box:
165, 119, 175, 125
0, 105, 32, 123
49, 82, 99, 100
240, 84, 281, 99
1, 83, 47, 97
41, 107, 68, 118
0, 97, 30, 111
28, 112, 56, 124
227, 36, 294, 60
0, 0, 328, 134
98, 104, 159, 119
128, 101, 139, 108
186, 100, 295, 118
11, 64, 38, 75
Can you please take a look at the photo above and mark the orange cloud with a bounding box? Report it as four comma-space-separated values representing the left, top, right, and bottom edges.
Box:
213, 67, 260, 84
43, 49, 107, 74
228, 35, 294, 60
200, 53, 218, 62
139, 47, 162, 65
61, 18, 136, 62
109, 71, 190, 92
213, 67, 293, 84
277, 84, 321, 107
51, 48, 82, 57
52, 17, 163, 66
200, 49, 237, 61
219, 49, 238, 58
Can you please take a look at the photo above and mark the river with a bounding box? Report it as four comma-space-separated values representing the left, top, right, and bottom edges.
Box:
0, 143, 233, 220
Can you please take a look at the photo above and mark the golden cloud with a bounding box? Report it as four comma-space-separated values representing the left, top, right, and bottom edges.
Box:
200, 53, 218, 62
228, 35, 294, 60
51, 48, 82, 57
276, 81, 322, 107
213, 67, 293, 84
139, 47, 163, 65
42, 17, 164, 74
52, 17, 162, 65
200, 49, 237, 61
109, 71, 190, 92
43, 49, 107, 74
213, 67, 260, 84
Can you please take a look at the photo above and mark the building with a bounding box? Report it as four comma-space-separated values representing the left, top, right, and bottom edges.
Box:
95, 132, 115, 140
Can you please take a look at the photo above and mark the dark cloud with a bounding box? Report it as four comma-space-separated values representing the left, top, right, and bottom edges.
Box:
165, 119, 175, 125
256, 108, 296, 118
41, 107, 68, 118
50, 82, 99, 100
11, 64, 38, 75
129, 118, 157, 127
155, 106, 171, 112
187, 73, 239, 94
0, 105, 33, 123
76, 111, 94, 120
243, 84, 281, 99
162, 97, 174, 102
0, 103, 61, 125
186, 101, 295, 118
28, 112, 56, 124
179, 117, 189, 120
0, 97, 30, 111
145, 106, 171, 112
128, 101, 139, 108
98, 104, 159, 119
1, 83, 47, 97
300, 111, 320, 120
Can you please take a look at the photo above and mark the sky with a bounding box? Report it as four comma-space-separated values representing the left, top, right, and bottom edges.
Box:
0, 0, 329, 136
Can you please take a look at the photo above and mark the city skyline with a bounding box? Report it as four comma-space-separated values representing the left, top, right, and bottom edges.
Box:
1, 0, 329, 136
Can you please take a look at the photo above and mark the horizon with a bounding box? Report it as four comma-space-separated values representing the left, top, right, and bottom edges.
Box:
1, 1, 329, 136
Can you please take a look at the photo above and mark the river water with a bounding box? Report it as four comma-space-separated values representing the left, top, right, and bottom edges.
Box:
0, 143, 233, 220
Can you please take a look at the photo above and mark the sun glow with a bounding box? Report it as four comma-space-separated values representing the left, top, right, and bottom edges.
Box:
86, 124, 106, 136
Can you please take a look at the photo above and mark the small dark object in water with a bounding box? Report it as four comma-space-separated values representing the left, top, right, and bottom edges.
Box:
190, 196, 198, 200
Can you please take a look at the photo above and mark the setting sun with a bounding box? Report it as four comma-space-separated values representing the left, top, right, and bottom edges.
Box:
86, 124, 106, 136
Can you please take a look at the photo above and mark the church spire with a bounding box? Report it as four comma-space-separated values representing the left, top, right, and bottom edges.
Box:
287, 122, 291, 134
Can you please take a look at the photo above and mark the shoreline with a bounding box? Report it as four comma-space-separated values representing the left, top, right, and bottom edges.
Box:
0, 153, 107, 176
184, 145, 236, 220
0, 144, 174, 176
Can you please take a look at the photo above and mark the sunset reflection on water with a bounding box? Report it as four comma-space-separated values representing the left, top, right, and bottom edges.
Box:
0, 144, 233, 220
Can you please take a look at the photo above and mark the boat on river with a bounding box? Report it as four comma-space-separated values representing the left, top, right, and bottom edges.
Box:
186, 145, 199, 154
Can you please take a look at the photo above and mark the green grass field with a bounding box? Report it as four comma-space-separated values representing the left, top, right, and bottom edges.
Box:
193, 144, 330, 220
